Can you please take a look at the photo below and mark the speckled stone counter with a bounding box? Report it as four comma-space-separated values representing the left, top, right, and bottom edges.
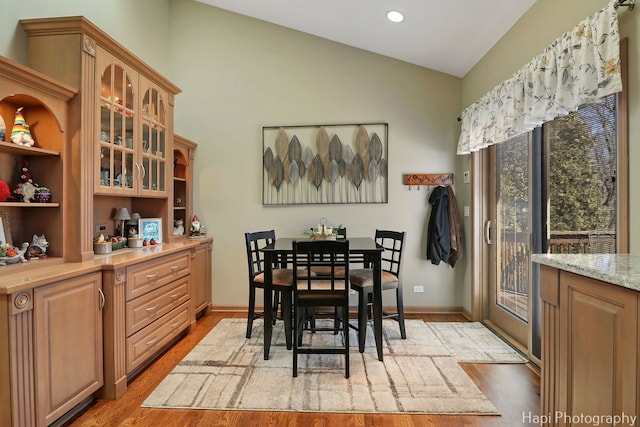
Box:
532, 253, 640, 292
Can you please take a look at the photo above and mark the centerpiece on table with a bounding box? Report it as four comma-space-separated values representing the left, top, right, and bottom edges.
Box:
303, 218, 342, 240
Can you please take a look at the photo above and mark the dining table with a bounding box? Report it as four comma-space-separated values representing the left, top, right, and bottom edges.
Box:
261, 237, 385, 361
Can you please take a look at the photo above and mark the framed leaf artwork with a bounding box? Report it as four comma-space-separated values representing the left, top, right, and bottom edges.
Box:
262, 123, 388, 205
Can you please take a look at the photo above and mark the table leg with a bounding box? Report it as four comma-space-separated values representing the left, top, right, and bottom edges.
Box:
373, 253, 384, 361
263, 252, 274, 360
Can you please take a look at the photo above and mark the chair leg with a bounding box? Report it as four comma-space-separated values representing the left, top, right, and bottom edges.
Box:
396, 287, 406, 339
246, 285, 257, 338
282, 290, 292, 350
272, 290, 280, 324
297, 307, 305, 347
343, 305, 350, 378
357, 289, 368, 353
293, 304, 298, 377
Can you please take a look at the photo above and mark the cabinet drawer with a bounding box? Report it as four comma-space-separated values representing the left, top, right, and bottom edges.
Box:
126, 302, 190, 374
126, 277, 190, 337
126, 252, 190, 300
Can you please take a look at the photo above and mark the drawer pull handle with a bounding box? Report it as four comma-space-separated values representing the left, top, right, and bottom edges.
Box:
146, 337, 158, 346
98, 288, 105, 310
170, 321, 181, 328
170, 293, 180, 299
170, 265, 180, 271
146, 273, 159, 280
146, 305, 158, 312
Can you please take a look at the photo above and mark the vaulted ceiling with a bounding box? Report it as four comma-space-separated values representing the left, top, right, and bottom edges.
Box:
195, 0, 537, 78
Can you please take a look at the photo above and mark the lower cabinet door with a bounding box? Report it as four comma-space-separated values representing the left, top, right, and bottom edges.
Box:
559, 271, 638, 424
34, 272, 104, 426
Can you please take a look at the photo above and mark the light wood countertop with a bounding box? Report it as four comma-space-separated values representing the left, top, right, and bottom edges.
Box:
0, 239, 212, 294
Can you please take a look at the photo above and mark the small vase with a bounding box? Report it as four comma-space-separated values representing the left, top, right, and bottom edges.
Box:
34, 189, 51, 203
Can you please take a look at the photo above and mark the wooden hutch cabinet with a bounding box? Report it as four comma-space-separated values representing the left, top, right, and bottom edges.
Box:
20, 16, 180, 256
0, 55, 105, 427
0, 16, 212, 427
171, 134, 197, 239
0, 56, 76, 261
171, 135, 212, 318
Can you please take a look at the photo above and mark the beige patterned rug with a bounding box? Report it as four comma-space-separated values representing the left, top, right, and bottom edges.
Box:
143, 319, 522, 414
426, 322, 528, 363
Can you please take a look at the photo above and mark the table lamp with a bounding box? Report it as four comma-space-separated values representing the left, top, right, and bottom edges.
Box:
113, 207, 131, 237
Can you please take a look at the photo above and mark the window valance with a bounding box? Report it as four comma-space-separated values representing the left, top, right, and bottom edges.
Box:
457, 0, 622, 155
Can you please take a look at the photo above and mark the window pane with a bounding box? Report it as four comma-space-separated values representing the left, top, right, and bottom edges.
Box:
495, 133, 529, 321
545, 95, 617, 254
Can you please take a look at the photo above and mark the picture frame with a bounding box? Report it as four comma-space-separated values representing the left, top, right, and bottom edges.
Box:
138, 218, 162, 243
262, 122, 389, 205
0, 212, 11, 247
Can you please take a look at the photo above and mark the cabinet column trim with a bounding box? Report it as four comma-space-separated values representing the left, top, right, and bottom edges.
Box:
100, 268, 128, 399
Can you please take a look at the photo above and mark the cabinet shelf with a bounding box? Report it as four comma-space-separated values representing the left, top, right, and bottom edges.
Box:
173, 177, 186, 182
0, 140, 60, 156
173, 206, 186, 211
0, 202, 60, 208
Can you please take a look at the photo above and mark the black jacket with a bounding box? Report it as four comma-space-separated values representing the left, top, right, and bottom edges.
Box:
426, 186, 450, 265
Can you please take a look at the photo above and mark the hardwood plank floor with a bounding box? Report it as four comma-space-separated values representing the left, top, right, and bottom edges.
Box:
66, 312, 540, 427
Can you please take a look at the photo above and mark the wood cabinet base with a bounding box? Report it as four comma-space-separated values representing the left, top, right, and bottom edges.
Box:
540, 265, 638, 426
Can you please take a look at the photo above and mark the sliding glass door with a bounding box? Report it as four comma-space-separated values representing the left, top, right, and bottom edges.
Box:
487, 133, 531, 346
484, 92, 625, 360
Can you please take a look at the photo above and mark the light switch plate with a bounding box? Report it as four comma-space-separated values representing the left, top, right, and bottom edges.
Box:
464, 206, 470, 217
463, 170, 470, 183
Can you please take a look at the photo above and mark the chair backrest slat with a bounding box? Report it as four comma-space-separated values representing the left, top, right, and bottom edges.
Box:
245, 229, 276, 278
375, 229, 406, 278
293, 240, 349, 293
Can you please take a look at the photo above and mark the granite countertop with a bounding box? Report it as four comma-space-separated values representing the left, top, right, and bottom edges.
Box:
532, 253, 640, 291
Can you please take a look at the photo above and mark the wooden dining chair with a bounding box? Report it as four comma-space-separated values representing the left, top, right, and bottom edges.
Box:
307, 226, 346, 333
244, 230, 293, 349
349, 229, 407, 352
291, 239, 351, 378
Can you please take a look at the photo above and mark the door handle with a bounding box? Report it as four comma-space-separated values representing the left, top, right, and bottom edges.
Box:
485, 220, 492, 245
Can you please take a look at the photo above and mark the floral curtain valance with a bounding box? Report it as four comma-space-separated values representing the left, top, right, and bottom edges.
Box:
457, 0, 622, 155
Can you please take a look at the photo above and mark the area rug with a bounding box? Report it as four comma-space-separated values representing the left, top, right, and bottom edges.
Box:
142, 319, 513, 414
426, 322, 528, 363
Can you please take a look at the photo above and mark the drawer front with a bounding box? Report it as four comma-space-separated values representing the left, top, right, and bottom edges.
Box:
126, 252, 190, 300
126, 277, 190, 337
126, 302, 190, 374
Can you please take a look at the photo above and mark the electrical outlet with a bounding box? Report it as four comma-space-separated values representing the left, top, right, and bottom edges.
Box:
95, 223, 107, 233
413, 285, 424, 293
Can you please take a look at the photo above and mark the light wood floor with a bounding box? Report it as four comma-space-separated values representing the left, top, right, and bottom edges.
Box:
67, 312, 540, 427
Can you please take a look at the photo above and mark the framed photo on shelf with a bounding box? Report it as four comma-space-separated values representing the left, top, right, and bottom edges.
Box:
0, 212, 11, 246
138, 218, 162, 243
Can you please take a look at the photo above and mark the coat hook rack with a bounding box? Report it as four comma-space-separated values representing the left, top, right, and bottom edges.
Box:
403, 173, 454, 188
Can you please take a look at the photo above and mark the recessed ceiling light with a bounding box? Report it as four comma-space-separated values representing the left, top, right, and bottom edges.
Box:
387, 10, 404, 23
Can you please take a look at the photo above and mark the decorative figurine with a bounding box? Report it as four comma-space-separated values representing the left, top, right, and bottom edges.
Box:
14, 160, 38, 203
189, 215, 201, 237
0, 242, 29, 265
173, 219, 184, 236
27, 234, 49, 259
10, 107, 35, 146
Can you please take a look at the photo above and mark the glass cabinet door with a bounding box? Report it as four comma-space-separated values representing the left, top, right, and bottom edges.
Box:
141, 87, 166, 194
99, 63, 135, 192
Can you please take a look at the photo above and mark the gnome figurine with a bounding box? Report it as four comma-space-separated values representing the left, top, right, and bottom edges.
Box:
11, 107, 35, 146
